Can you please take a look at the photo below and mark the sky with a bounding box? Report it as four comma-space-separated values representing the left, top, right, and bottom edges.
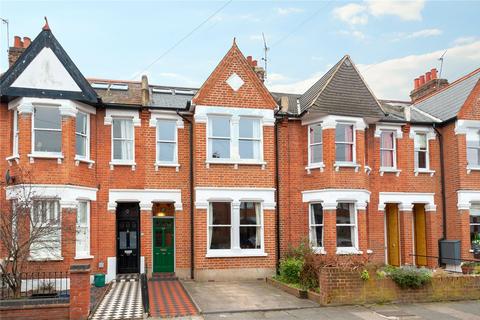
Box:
0, 0, 479, 101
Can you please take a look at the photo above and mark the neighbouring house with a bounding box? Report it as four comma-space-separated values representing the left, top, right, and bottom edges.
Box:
0, 24, 479, 282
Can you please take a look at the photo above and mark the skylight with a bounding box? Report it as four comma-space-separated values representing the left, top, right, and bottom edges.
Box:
174, 89, 195, 95
110, 83, 129, 91
152, 88, 173, 94
91, 82, 109, 89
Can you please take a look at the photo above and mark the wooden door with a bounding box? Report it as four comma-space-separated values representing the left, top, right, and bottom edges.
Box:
386, 204, 400, 266
414, 204, 427, 266
153, 218, 174, 273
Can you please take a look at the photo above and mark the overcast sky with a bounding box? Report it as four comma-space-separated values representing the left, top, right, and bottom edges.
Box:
1, 0, 479, 100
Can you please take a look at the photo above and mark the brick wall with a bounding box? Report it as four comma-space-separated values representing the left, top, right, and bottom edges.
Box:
0, 304, 70, 320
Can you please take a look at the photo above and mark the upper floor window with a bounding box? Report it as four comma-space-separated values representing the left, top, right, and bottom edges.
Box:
112, 118, 134, 162
380, 131, 396, 168
12, 110, 19, 156
309, 124, 323, 165
239, 118, 261, 160
208, 116, 231, 160
76, 201, 90, 258
309, 203, 323, 249
75, 112, 89, 159
336, 203, 357, 249
414, 132, 428, 170
33, 106, 62, 154
467, 128, 480, 167
335, 123, 354, 163
156, 120, 177, 164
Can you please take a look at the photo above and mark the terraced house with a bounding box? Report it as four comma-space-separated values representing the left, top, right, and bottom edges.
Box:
0, 24, 479, 283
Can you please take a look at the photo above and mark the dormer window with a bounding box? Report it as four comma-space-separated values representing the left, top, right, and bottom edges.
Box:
33, 106, 62, 154
335, 123, 354, 163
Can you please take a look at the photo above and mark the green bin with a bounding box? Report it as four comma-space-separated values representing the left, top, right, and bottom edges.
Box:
94, 274, 105, 287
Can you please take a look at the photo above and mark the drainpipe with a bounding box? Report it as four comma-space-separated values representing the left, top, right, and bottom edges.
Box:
274, 113, 286, 273
433, 124, 447, 261
176, 109, 195, 279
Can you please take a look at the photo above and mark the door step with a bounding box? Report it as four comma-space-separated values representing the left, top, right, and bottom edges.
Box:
116, 273, 139, 282
151, 272, 178, 281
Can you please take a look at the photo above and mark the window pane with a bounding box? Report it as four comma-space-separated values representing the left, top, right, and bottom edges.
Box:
77, 203, 87, 225
239, 118, 260, 138
209, 227, 231, 249
310, 125, 322, 144
337, 226, 354, 247
211, 118, 230, 137
311, 144, 323, 163
113, 140, 133, 160
34, 107, 61, 129
158, 142, 175, 162
311, 226, 323, 247
416, 151, 427, 169
211, 139, 230, 159
381, 150, 394, 167
211, 202, 231, 225
113, 119, 133, 139
34, 131, 61, 152
240, 226, 261, 249
415, 133, 427, 149
335, 144, 353, 162
380, 131, 394, 149
240, 202, 258, 225
76, 134, 86, 157
335, 124, 353, 143
157, 121, 176, 141
467, 129, 480, 147
311, 203, 323, 225
76, 113, 87, 135
467, 147, 480, 166
336, 203, 352, 224
239, 140, 259, 159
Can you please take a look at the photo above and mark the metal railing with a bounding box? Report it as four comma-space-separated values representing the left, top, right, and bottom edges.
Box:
0, 271, 69, 300
140, 266, 150, 315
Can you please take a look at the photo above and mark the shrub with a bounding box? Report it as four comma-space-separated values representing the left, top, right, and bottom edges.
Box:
299, 253, 319, 290
388, 266, 432, 289
360, 269, 370, 281
284, 238, 315, 259
279, 257, 304, 284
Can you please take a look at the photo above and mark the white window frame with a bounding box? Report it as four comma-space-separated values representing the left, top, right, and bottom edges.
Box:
31, 105, 63, 157
309, 202, 324, 253
206, 201, 265, 257
75, 201, 91, 259
30, 199, 62, 260
156, 119, 178, 166
75, 111, 90, 160
470, 203, 480, 250
308, 123, 323, 167
111, 117, 135, 165
12, 110, 19, 156
414, 132, 429, 171
335, 122, 356, 165
238, 116, 262, 161
207, 115, 232, 161
467, 128, 480, 168
380, 130, 397, 170
336, 202, 359, 254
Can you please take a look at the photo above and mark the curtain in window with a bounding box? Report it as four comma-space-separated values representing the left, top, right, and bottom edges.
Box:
344, 125, 353, 161
255, 203, 261, 248
380, 131, 394, 167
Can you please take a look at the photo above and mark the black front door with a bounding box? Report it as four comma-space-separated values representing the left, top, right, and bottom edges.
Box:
117, 203, 140, 274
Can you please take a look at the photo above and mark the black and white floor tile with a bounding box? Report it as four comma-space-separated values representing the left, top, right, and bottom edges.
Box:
91, 274, 143, 320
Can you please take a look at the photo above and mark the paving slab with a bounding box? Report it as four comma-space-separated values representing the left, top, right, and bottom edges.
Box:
181, 280, 317, 314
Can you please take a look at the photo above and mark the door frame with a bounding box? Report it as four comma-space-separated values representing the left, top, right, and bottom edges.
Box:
384, 203, 401, 266
152, 216, 175, 273
116, 202, 141, 274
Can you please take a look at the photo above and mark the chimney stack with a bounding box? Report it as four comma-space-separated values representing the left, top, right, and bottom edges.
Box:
246, 55, 265, 82
280, 96, 289, 113
141, 75, 150, 107
8, 35, 30, 67
410, 68, 449, 102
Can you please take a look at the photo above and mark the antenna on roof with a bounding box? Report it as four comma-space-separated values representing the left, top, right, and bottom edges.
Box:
438, 50, 447, 78
261, 32, 269, 81
0, 17, 9, 74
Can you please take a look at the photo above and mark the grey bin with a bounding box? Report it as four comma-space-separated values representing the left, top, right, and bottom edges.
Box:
439, 240, 461, 265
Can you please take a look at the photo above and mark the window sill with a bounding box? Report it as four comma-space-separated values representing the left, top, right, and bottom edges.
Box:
467, 166, 480, 174
414, 169, 435, 177
6, 155, 20, 165
334, 162, 361, 172
364, 165, 372, 175
336, 248, 363, 255
306, 163, 325, 174
206, 160, 266, 170
75, 156, 95, 168
28, 256, 64, 262
155, 162, 180, 172
109, 161, 136, 171
312, 247, 326, 255
469, 249, 474, 253
74, 255, 94, 260
379, 167, 401, 176
28, 153, 64, 164
206, 250, 267, 258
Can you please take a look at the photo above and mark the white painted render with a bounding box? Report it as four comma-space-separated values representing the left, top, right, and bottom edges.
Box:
378, 192, 436, 211
302, 189, 370, 210
108, 189, 183, 211
195, 187, 276, 210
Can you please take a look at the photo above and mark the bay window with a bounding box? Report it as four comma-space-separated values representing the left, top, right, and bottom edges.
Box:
467, 128, 480, 167
76, 201, 90, 258
239, 202, 261, 249
380, 131, 396, 168
471, 204, 480, 250
30, 200, 61, 259
112, 118, 134, 162
75, 112, 89, 159
335, 123, 354, 162
156, 119, 177, 164
309, 124, 323, 165
208, 202, 231, 249
336, 203, 357, 249
33, 106, 62, 154
208, 116, 231, 159
309, 203, 324, 249
239, 118, 261, 160
414, 132, 428, 170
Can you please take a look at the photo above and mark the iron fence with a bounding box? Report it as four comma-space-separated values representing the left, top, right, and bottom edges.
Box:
0, 271, 69, 300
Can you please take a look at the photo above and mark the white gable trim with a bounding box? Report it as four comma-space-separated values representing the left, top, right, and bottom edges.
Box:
8, 97, 95, 116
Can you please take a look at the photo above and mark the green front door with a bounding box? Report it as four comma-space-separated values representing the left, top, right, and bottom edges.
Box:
153, 218, 174, 273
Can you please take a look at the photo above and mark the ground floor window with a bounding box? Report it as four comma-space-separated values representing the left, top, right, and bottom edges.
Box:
76, 201, 90, 258
208, 201, 263, 253
471, 203, 480, 250
309, 203, 323, 248
336, 203, 357, 249
30, 199, 61, 259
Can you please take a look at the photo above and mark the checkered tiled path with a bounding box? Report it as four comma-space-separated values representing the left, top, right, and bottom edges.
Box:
148, 273, 198, 318
90, 274, 143, 320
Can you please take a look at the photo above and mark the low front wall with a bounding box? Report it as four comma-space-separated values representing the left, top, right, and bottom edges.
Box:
0, 301, 69, 320
318, 267, 480, 306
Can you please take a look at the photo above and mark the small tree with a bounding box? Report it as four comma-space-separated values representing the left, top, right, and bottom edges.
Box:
0, 167, 73, 298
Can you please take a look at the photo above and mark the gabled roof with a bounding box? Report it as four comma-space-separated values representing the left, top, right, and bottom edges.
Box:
298, 55, 385, 119
414, 68, 480, 121
0, 27, 98, 103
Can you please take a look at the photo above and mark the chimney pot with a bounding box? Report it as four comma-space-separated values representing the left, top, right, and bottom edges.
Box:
13, 36, 22, 48
247, 56, 253, 65
419, 75, 425, 86
431, 68, 438, 79
23, 37, 31, 48
252, 60, 257, 67
425, 71, 432, 82
414, 78, 420, 90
